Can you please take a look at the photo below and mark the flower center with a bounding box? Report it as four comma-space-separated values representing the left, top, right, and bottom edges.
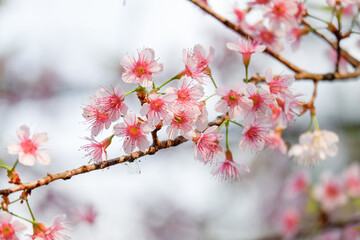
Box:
20, 139, 37, 154
174, 115, 184, 124
1, 224, 14, 237
135, 66, 147, 77
276, 98, 285, 110
177, 91, 190, 101
260, 31, 274, 44
326, 184, 339, 199
109, 96, 122, 109
250, 95, 260, 110
273, 3, 285, 15
150, 99, 163, 110
129, 126, 139, 136
227, 90, 240, 103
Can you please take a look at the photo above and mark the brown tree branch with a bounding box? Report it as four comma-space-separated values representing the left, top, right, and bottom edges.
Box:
0, 116, 226, 196
302, 19, 360, 67
249, 66, 360, 83
187, 0, 303, 73
301, 80, 318, 115
187, 0, 360, 82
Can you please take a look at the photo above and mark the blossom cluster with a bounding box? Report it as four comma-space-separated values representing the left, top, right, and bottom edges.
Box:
232, 0, 308, 51
231, 0, 359, 52
82, 45, 213, 158
278, 164, 360, 238
80, 40, 306, 181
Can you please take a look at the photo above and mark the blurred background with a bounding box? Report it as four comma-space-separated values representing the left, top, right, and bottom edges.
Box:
0, 0, 359, 239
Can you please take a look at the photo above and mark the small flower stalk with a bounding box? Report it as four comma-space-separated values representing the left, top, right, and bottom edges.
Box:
226, 37, 266, 68
227, 37, 266, 82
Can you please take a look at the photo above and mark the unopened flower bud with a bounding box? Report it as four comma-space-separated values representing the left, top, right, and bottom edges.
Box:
7, 170, 21, 185
1, 196, 9, 211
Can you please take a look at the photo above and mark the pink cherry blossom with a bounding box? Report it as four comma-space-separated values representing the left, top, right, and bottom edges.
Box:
192, 126, 223, 163
166, 77, 204, 110
263, 0, 298, 31
82, 86, 128, 136
97, 86, 128, 122
226, 37, 266, 67
295, 1, 307, 23
280, 208, 301, 239
244, 82, 273, 121
314, 172, 347, 212
264, 130, 287, 154
212, 150, 249, 181
268, 95, 302, 127
343, 224, 360, 240
326, 0, 359, 7
343, 163, 360, 198
288, 130, 339, 166
284, 171, 309, 197
268, 103, 283, 126
287, 27, 309, 51
120, 48, 163, 87
74, 205, 97, 225
7, 125, 51, 166
183, 44, 214, 84
253, 24, 284, 52
195, 101, 209, 132
166, 108, 199, 140
198, 0, 208, 5
31, 215, 69, 240
81, 136, 112, 163
0, 212, 26, 240
82, 96, 112, 137
342, 3, 356, 16
114, 113, 153, 154
248, 0, 271, 6
140, 93, 175, 127
215, 82, 253, 119
265, 68, 295, 100
233, 6, 249, 29
239, 122, 269, 152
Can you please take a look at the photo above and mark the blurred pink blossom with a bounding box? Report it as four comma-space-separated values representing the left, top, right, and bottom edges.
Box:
7, 125, 50, 166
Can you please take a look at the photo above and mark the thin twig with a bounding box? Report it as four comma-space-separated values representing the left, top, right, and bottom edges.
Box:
187, 0, 303, 73
248, 67, 360, 84
302, 19, 360, 67
300, 80, 318, 116
186, 0, 360, 80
